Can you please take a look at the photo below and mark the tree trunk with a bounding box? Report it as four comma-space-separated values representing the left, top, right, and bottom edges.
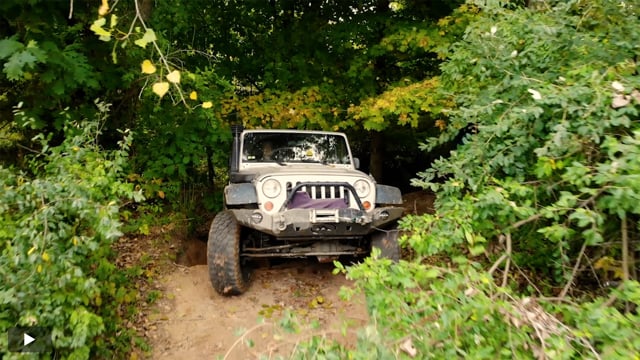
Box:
206, 146, 215, 192
139, 0, 153, 22
369, 131, 384, 181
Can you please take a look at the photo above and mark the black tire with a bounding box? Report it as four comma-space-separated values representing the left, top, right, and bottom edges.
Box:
207, 211, 251, 295
370, 224, 400, 261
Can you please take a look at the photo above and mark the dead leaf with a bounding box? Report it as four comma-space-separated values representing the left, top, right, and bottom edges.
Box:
611, 81, 625, 92
612, 94, 630, 108
527, 88, 542, 100
400, 338, 418, 358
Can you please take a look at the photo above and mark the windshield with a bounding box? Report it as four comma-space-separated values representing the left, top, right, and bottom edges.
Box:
242, 132, 351, 165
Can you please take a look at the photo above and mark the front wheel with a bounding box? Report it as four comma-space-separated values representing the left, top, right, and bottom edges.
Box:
207, 211, 251, 295
370, 224, 401, 261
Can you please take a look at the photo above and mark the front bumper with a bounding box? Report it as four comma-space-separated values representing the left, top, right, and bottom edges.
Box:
230, 206, 403, 240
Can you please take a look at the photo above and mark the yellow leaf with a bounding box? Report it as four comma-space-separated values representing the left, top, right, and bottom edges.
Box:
110, 14, 118, 28
37, 265, 42, 273
141, 60, 156, 74
166, 70, 181, 83
202, 101, 213, 109
152, 82, 170, 98
42, 252, 50, 262
157, 190, 165, 199
28, 246, 36, 255
98, 0, 109, 16
134, 28, 157, 48
90, 18, 111, 41
73, 237, 78, 246
189, 91, 198, 100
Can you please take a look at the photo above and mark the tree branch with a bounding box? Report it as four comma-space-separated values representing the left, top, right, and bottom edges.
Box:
501, 233, 512, 287
621, 216, 629, 282
559, 240, 587, 299
511, 214, 542, 229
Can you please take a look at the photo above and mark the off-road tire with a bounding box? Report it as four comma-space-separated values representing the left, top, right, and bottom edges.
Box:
370, 224, 400, 261
207, 211, 250, 295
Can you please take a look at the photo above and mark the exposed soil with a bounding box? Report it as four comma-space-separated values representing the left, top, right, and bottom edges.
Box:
134, 190, 435, 359
146, 261, 367, 359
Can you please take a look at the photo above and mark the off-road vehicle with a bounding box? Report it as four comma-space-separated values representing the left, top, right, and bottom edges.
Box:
208, 126, 403, 295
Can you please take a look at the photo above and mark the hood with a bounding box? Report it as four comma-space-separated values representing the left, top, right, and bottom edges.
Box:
236, 164, 373, 183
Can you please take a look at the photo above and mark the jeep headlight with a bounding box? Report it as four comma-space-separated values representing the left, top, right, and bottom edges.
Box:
262, 179, 281, 198
353, 180, 370, 197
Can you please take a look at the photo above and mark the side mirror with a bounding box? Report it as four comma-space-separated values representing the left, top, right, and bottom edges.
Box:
353, 157, 360, 169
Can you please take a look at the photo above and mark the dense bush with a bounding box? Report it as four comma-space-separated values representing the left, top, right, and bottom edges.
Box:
0, 105, 142, 359
298, 1, 640, 358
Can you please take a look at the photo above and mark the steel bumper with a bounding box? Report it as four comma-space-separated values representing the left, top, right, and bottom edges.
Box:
229, 206, 403, 239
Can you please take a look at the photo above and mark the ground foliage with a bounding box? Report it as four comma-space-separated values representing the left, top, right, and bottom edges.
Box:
0, 106, 143, 359
318, 0, 640, 359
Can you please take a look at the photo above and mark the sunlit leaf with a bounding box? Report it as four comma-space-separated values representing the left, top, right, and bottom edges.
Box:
90, 18, 111, 42
98, 0, 109, 16
152, 82, 170, 98
202, 101, 213, 109
110, 14, 118, 28
141, 60, 156, 74
527, 88, 541, 100
611, 81, 624, 92
166, 70, 181, 83
134, 28, 157, 48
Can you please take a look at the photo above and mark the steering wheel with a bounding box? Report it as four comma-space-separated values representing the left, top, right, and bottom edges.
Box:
269, 147, 295, 161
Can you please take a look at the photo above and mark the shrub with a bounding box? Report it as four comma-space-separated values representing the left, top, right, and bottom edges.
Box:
0, 106, 142, 359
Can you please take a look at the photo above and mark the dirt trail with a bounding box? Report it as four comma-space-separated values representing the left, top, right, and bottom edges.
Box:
147, 260, 368, 359
142, 191, 434, 359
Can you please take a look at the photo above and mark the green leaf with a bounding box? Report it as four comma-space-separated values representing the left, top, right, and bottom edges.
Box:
0, 38, 23, 59
4, 50, 38, 80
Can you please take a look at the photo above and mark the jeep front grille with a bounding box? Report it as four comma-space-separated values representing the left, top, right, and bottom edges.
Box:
283, 182, 365, 210
286, 182, 350, 202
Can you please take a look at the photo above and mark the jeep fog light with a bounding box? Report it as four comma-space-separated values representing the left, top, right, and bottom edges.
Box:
250, 212, 263, 224
378, 210, 389, 220
262, 179, 281, 198
354, 180, 370, 197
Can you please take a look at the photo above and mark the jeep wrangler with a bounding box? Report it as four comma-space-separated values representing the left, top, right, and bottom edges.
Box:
207, 125, 404, 295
